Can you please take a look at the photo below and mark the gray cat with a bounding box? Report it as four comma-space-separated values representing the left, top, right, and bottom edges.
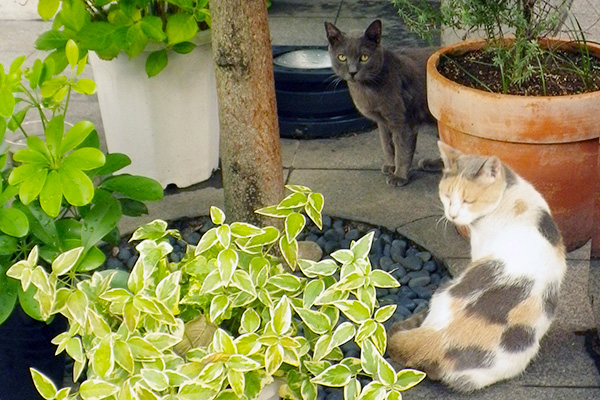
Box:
325, 19, 440, 186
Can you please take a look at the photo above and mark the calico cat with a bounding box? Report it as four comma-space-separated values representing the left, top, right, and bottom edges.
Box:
324, 19, 440, 186
388, 142, 567, 392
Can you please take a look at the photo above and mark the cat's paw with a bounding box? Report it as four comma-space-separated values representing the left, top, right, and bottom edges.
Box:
382, 165, 395, 175
387, 175, 409, 187
417, 157, 443, 172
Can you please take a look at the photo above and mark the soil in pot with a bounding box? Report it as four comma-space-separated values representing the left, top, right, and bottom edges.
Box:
437, 47, 600, 96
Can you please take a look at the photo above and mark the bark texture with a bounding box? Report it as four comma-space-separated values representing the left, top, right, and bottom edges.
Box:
211, 0, 285, 225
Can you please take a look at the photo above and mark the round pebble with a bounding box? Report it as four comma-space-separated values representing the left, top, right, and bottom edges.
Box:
409, 275, 431, 288
345, 229, 360, 241
401, 255, 423, 271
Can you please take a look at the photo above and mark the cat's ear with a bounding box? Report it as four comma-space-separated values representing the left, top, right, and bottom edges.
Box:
364, 19, 382, 44
437, 141, 461, 171
325, 21, 343, 45
475, 157, 502, 185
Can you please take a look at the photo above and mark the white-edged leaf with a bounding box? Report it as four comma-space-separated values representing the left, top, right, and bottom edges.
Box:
210, 206, 225, 225
51, 246, 84, 275
311, 364, 352, 387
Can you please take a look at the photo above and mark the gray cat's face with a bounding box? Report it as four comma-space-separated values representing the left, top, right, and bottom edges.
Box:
325, 20, 384, 83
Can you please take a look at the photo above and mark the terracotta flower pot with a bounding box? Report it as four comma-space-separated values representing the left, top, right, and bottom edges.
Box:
427, 39, 600, 251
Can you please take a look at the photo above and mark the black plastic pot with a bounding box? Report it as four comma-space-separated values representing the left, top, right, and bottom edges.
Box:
273, 46, 375, 138
0, 305, 67, 400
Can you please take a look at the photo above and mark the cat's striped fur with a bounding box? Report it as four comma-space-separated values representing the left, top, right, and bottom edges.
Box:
388, 142, 566, 392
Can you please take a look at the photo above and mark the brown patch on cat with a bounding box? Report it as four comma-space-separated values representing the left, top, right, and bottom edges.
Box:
500, 325, 536, 352
465, 279, 533, 324
445, 346, 494, 371
445, 309, 504, 350
448, 259, 503, 298
388, 327, 445, 370
507, 296, 542, 326
513, 199, 528, 216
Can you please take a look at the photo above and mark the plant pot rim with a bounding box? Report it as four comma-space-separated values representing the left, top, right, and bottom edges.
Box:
427, 38, 600, 143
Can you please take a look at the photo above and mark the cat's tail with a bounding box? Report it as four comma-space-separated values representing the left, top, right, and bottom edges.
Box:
387, 326, 445, 380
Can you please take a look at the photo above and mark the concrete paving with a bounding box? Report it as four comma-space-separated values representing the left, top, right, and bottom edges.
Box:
1, 0, 600, 398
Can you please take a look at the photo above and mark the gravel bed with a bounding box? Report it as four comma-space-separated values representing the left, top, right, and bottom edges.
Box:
102, 215, 451, 399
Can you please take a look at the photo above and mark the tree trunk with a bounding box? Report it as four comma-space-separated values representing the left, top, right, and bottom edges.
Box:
211, 0, 285, 226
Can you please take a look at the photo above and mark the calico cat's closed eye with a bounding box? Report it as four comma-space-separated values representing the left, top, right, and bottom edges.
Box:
337, 54, 347, 62
360, 54, 369, 62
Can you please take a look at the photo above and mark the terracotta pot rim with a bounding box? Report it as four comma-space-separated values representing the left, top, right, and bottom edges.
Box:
426, 38, 600, 144
427, 37, 600, 100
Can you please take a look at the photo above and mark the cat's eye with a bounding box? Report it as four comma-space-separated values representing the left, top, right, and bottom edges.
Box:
360, 54, 369, 62
337, 54, 347, 62
463, 199, 475, 205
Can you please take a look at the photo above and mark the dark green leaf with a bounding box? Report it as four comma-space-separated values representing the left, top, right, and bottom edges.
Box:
145, 50, 168, 77
173, 41, 196, 54
99, 174, 163, 201
78, 21, 115, 51
18, 284, 43, 321
13, 201, 58, 248
166, 14, 199, 45
0, 207, 30, 237
0, 235, 18, 255
140, 16, 167, 41
81, 190, 122, 250
92, 153, 131, 176
35, 30, 67, 51
119, 198, 148, 217
58, 164, 94, 206
0, 264, 18, 324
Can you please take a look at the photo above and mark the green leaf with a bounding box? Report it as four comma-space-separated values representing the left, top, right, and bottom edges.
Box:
294, 307, 330, 334
285, 212, 305, 242
394, 369, 426, 391
62, 148, 105, 170
0, 207, 29, 237
344, 379, 361, 400
244, 226, 279, 248
141, 369, 169, 392
329, 322, 356, 351
255, 205, 293, 218
58, 164, 94, 206
377, 357, 397, 387
302, 279, 324, 309
0, 234, 18, 255
39, 170, 62, 217
209, 294, 230, 323
352, 232, 374, 260
269, 273, 302, 292
99, 175, 163, 201
210, 206, 226, 225
355, 319, 378, 343
92, 338, 114, 378
217, 248, 237, 283
93, 153, 131, 175
67, 289, 88, 327
35, 30, 67, 51
0, 266, 18, 324
37, 0, 59, 20
369, 270, 399, 288
166, 13, 199, 45
114, 341, 134, 373
173, 41, 196, 54
18, 168, 48, 206
60, 121, 95, 153
357, 382, 385, 400
278, 192, 308, 209
311, 364, 352, 387
334, 300, 371, 323
178, 383, 218, 400
227, 354, 261, 372
72, 78, 97, 95
81, 190, 121, 250
0, 88, 15, 117
52, 247, 84, 275
217, 224, 231, 248
127, 336, 161, 360
240, 308, 261, 333
374, 305, 397, 323
145, 49, 168, 77
360, 340, 379, 376
141, 16, 167, 41
30, 369, 57, 400
279, 236, 297, 269
125, 23, 148, 59
299, 259, 338, 277
265, 344, 284, 375
79, 380, 119, 400
271, 296, 292, 335
65, 39, 79, 69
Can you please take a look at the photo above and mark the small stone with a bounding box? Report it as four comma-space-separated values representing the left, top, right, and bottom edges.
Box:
400, 286, 417, 298
392, 239, 407, 251
116, 247, 132, 261
423, 260, 437, 272
401, 255, 423, 271
387, 287, 400, 295
409, 275, 431, 288
322, 215, 332, 228
200, 221, 214, 233
323, 228, 342, 242
383, 243, 391, 257
126, 255, 139, 269
391, 264, 407, 278
340, 238, 351, 249
413, 286, 433, 300
400, 275, 410, 285
368, 228, 381, 239
417, 251, 432, 262
298, 240, 323, 262
183, 232, 201, 245
345, 229, 361, 241
390, 245, 404, 263
333, 219, 345, 229
316, 236, 327, 250
306, 233, 319, 242
395, 305, 412, 318
335, 226, 346, 239
380, 233, 393, 244
326, 391, 343, 400
397, 296, 416, 311
324, 240, 339, 255
106, 258, 124, 270
406, 247, 419, 257
379, 256, 394, 271
407, 270, 429, 279
431, 273, 441, 286
170, 252, 182, 263
377, 288, 389, 297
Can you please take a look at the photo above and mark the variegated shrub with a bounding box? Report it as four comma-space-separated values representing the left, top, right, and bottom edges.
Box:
8, 185, 425, 400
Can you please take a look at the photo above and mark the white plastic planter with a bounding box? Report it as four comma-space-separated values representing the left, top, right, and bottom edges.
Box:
90, 30, 220, 188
